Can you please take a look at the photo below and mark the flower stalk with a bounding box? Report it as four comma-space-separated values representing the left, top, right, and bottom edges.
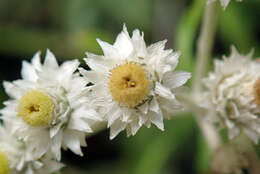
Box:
192, 1, 218, 94
192, 1, 221, 152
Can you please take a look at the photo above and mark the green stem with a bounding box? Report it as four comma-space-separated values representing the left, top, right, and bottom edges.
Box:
192, 1, 218, 93
192, 1, 221, 152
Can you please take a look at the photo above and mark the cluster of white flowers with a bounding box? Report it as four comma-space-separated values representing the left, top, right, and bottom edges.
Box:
0, 25, 190, 174
202, 46, 260, 143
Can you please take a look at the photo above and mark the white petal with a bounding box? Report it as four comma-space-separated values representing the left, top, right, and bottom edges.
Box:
26, 129, 50, 159
59, 59, 80, 80
31, 51, 42, 70
50, 123, 63, 138
139, 113, 148, 126
113, 25, 134, 58
3, 81, 23, 99
154, 82, 176, 101
159, 97, 182, 117
44, 159, 64, 173
16, 156, 25, 170
63, 129, 84, 156
79, 68, 103, 84
25, 166, 34, 174
129, 118, 142, 136
138, 102, 149, 115
13, 79, 35, 89
149, 97, 160, 114
97, 39, 119, 58
44, 49, 59, 69
51, 131, 62, 160
165, 51, 180, 70
107, 105, 122, 127
33, 161, 43, 169
79, 108, 103, 121
148, 98, 164, 130
147, 40, 167, 55
68, 114, 93, 133
83, 57, 110, 73
162, 71, 191, 89
21, 61, 38, 81
149, 111, 164, 131
132, 29, 147, 58
110, 119, 127, 139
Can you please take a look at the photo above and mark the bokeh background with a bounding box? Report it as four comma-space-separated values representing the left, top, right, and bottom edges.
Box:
0, 0, 260, 174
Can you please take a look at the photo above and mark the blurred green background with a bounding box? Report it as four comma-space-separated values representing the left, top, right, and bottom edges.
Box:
0, 0, 259, 174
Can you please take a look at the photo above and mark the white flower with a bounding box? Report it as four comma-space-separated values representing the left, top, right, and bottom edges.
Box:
0, 50, 101, 160
0, 124, 63, 174
0, 124, 23, 174
203, 46, 260, 143
208, 0, 242, 9
80, 25, 191, 139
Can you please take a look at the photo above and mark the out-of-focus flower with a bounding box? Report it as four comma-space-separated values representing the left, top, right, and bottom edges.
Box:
202, 46, 260, 143
208, 0, 242, 9
80, 25, 191, 139
211, 144, 248, 174
0, 50, 101, 160
0, 124, 63, 174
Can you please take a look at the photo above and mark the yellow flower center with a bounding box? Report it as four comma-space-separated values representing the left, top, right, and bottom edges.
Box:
253, 78, 260, 106
18, 90, 54, 126
109, 62, 150, 108
0, 150, 10, 174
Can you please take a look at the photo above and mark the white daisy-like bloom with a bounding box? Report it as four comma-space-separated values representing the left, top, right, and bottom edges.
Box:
203, 46, 260, 143
0, 124, 63, 174
0, 50, 101, 160
208, 0, 242, 9
80, 25, 191, 139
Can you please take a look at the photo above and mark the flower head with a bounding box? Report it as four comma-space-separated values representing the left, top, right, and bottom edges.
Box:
80, 25, 191, 139
0, 124, 63, 174
203, 46, 260, 143
0, 50, 101, 160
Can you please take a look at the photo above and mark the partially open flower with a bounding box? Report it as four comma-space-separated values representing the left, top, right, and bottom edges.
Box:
80, 25, 191, 139
0, 50, 102, 160
0, 124, 63, 174
203, 46, 260, 143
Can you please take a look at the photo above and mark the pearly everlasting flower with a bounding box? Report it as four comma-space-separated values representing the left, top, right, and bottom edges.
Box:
0, 50, 101, 160
211, 144, 248, 174
208, 0, 242, 9
203, 46, 260, 143
0, 124, 63, 174
80, 25, 191, 139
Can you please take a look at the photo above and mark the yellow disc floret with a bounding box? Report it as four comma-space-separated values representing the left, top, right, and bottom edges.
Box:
0, 150, 10, 174
253, 78, 260, 107
18, 90, 54, 126
109, 62, 150, 108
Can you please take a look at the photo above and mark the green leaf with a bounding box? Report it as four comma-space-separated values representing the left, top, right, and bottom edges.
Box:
218, 2, 260, 56
175, 0, 205, 72
131, 115, 196, 174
